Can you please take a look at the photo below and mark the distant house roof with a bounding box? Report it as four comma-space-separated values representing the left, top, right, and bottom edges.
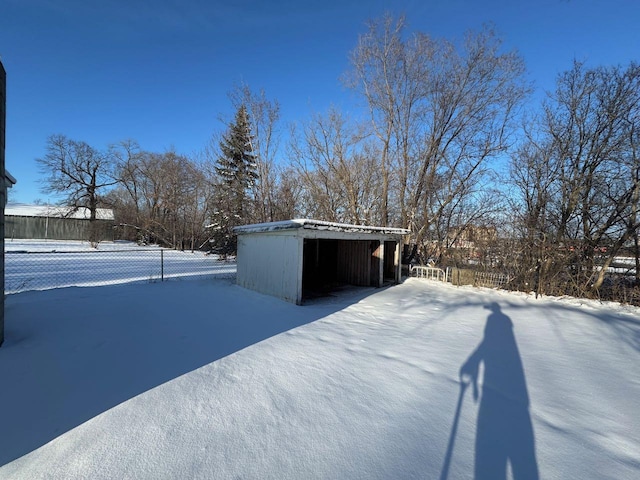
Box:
233, 219, 410, 236
5, 170, 16, 187
5, 203, 115, 221
3, 171, 16, 206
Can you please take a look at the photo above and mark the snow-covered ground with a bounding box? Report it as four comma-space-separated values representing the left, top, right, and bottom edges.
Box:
4, 240, 235, 293
1, 278, 639, 479
4, 239, 153, 252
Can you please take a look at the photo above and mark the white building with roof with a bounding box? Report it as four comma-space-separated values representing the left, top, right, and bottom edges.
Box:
4, 203, 115, 241
233, 219, 410, 305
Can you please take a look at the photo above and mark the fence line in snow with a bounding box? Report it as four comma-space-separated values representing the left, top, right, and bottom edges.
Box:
473, 271, 511, 289
5, 248, 236, 294
410, 265, 449, 282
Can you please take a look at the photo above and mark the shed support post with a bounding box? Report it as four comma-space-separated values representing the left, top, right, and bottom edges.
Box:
378, 242, 384, 287
395, 241, 401, 283
295, 235, 304, 305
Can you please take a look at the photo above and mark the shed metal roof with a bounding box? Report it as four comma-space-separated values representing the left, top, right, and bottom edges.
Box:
233, 219, 410, 236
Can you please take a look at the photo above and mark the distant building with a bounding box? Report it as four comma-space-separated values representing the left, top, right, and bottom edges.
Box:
4, 203, 115, 241
3, 170, 15, 205
234, 219, 410, 305
448, 225, 498, 249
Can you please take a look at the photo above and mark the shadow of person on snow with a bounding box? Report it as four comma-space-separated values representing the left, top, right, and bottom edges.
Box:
459, 302, 539, 480
0, 281, 376, 467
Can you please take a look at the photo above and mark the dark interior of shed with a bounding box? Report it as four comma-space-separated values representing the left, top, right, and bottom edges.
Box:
383, 240, 397, 282
302, 239, 339, 299
302, 238, 396, 300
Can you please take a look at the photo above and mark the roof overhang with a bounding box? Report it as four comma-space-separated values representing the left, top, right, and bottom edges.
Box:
233, 219, 410, 238
4, 170, 16, 186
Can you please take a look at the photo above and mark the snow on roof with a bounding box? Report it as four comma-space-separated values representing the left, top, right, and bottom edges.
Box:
5, 203, 115, 220
233, 219, 410, 236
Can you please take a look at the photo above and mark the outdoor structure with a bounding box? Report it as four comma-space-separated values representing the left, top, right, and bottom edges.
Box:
4, 203, 115, 241
1, 59, 7, 346
234, 219, 410, 305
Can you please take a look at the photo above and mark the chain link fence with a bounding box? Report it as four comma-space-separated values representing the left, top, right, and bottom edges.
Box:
5, 245, 236, 294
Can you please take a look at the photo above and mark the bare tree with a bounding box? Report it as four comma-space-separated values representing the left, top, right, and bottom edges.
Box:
37, 134, 118, 244
544, 62, 640, 295
109, 140, 144, 226
626, 120, 640, 285
345, 15, 529, 262
509, 61, 640, 298
271, 165, 302, 221
289, 107, 380, 224
110, 146, 213, 249
343, 14, 418, 226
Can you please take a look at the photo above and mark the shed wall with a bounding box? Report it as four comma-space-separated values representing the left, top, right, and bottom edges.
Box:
236, 232, 302, 304
337, 240, 374, 286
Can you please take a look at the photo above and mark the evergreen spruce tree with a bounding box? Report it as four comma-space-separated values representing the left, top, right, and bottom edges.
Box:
211, 105, 258, 254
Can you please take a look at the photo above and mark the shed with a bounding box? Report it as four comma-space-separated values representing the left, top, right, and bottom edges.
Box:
234, 219, 410, 305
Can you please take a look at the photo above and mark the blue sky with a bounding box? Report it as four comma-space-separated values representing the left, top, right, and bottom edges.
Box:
1, 0, 639, 204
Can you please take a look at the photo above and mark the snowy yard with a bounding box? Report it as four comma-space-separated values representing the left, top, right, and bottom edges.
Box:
4, 240, 236, 293
1, 278, 639, 479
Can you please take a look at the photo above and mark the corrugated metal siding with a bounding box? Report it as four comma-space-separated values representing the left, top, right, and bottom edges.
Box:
5, 216, 114, 241
236, 233, 302, 304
